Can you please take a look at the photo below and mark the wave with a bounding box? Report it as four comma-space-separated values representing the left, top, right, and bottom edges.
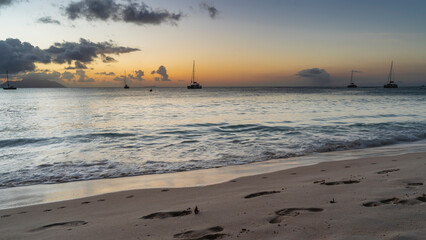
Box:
0, 132, 137, 149
1, 129, 425, 189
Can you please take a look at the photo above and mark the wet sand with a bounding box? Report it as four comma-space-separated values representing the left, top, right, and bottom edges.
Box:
1, 152, 425, 240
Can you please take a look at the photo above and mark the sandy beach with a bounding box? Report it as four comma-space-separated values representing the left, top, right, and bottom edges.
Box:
1, 152, 425, 240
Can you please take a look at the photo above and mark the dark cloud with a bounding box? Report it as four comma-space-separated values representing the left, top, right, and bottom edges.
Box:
37, 16, 61, 25
0, 38, 51, 74
122, 2, 182, 25
0, 0, 20, 7
96, 71, 115, 76
151, 65, 170, 81
65, 61, 87, 69
66, 0, 120, 21
296, 68, 330, 81
45, 38, 139, 65
65, 0, 182, 26
128, 70, 144, 81
76, 69, 95, 82
200, 2, 218, 19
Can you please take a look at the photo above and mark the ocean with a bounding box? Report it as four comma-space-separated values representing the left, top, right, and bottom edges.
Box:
1, 87, 425, 189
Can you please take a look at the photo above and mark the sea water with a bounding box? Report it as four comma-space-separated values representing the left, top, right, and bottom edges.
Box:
0, 87, 425, 189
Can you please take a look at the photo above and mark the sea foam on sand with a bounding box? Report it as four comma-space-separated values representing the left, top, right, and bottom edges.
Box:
1, 152, 425, 240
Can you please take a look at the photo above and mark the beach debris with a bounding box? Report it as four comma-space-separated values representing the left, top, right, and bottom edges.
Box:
194, 206, 199, 214
330, 198, 336, 204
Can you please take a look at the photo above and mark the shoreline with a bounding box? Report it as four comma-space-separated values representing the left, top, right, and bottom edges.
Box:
1, 140, 426, 210
1, 151, 425, 239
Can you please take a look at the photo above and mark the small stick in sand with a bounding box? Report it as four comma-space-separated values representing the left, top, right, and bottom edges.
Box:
194, 206, 199, 214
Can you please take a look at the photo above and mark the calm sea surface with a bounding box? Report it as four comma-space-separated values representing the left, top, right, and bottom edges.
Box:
1, 87, 425, 189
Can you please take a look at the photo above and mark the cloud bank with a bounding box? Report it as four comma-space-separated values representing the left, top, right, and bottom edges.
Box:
46, 38, 139, 65
296, 68, 330, 81
0, 38, 51, 73
65, 0, 183, 25
0, 38, 139, 74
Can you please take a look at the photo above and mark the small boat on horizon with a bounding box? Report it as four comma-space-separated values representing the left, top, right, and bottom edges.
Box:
187, 60, 202, 89
384, 61, 398, 88
3, 71, 16, 90
347, 70, 357, 88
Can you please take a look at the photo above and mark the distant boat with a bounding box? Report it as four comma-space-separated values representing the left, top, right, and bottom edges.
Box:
384, 61, 398, 88
124, 71, 129, 89
347, 70, 357, 88
3, 71, 16, 90
187, 60, 202, 89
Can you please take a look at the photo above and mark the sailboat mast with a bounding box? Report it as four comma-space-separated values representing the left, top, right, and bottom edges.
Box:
388, 61, 393, 83
192, 60, 195, 84
350, 70, 354, 84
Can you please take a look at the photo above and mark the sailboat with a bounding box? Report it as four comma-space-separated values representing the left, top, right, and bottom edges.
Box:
123, 71, 129, 89
187, 60, 202, 89
3, 71, 16, 90
347, 70, 357, 88
384, 61, 398, 88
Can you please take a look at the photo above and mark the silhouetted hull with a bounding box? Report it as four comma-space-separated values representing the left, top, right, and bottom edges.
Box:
384, 84, 398, 88
3, 87, 16, 90
347, 84, 357, 88
187, 85, 202, 89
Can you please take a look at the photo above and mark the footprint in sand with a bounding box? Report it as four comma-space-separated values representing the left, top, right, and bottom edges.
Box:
161, 189, 169, 192
407, 182, 423, 187
81, 201, 91, 204
43, 209, 52, 212
97, 199, 106, 202
173, 226, 225, 240
126, 195, 134, 199
377, 169, 400, 174
29, 221, 88, 232
141, 210, 192, 219
1, 214, 11, 218
57, 206, 66, 209
363, 195, 426, 207
244, 191, 280, 199
321, 180, 360, 186
269, 208, 323, 224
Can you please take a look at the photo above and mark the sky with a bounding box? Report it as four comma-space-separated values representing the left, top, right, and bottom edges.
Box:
0, 0, 426, 87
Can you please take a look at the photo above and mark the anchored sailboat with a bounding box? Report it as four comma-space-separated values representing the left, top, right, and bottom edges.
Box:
347, 70, 357, 88
3, 71, 16, 90
384, 61, 398, 88
187, 60, 202, 89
